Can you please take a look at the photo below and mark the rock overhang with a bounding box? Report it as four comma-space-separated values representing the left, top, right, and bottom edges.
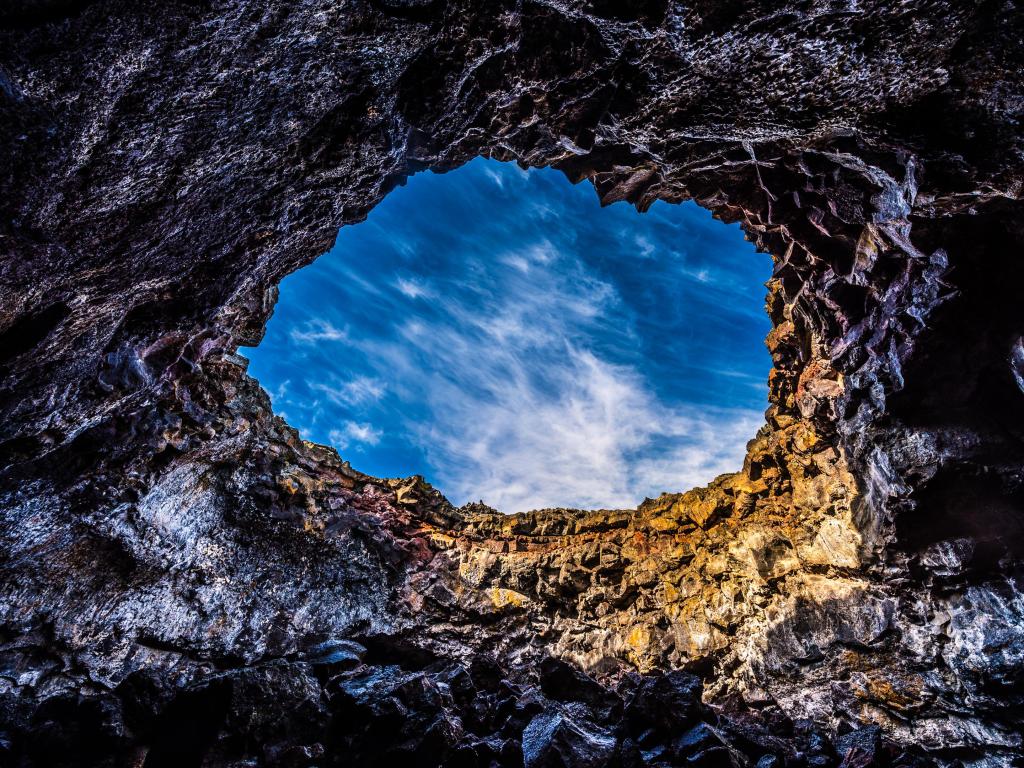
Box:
1, 0, 1023, 764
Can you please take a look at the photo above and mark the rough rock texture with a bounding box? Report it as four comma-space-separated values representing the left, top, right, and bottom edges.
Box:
2, 0, 1023, 766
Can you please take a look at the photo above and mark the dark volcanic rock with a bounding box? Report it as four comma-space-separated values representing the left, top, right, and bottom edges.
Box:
1, 0, 1023, 765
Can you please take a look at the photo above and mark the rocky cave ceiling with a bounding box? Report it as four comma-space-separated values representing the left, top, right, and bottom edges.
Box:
1, 0, 1024, 766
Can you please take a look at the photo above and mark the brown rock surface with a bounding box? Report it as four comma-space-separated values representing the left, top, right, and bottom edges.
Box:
2, 1, 1023, 765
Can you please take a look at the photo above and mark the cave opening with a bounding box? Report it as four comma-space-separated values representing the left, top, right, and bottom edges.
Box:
241, 158, 772, 513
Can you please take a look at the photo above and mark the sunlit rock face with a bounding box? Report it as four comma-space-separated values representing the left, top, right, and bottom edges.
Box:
2, 1, 1023, 765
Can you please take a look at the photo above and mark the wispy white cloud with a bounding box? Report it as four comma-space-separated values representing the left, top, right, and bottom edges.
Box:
412, 345, 762, 512
246, 158, 771, 512
634, 233, 657, 259
482, 160, 529, 191
501, 253, 532, 273
338, 232, 764, 512
482, 165, 506, 190
329, 421, 383, 450
290, 318, 348, 345
395, 276, 433, 299
270, 379, 290, 401
688, 267, 712, 283
312, 375, 385, 406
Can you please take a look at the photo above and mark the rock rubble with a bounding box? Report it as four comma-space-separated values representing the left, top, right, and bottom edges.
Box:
2, 0, 1023, 765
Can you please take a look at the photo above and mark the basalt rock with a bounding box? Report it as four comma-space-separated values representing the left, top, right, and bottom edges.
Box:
1, 1, 1023, 766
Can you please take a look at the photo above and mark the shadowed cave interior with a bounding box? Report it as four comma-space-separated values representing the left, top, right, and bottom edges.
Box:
2, 2, 1024, 767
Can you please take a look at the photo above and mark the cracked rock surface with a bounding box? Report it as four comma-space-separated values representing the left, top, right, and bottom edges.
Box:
2, 0, 1023, 765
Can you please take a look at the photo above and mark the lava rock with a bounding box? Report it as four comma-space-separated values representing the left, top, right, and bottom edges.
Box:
1, 0, 1023, 764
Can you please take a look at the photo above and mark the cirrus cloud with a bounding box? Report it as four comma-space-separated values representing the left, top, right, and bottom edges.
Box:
243, 158, 772, 511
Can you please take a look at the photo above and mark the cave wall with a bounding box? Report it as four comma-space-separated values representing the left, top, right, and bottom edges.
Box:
2, 0, 1023, 765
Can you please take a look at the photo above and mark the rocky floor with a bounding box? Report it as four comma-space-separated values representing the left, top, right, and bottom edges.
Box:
2, 0, 1024, 765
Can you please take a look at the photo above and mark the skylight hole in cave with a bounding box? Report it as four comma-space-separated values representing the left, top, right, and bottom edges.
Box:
240, 158, 773, 513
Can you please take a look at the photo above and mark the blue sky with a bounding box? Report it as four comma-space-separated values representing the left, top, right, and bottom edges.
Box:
242, 158, 772, 512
